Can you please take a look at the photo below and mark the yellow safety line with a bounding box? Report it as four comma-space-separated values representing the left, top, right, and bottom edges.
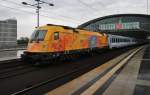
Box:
81, 47, 143, 95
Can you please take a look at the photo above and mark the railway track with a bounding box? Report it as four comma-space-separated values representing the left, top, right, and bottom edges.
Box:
9, 46, 140, 95
0, 66, 39, 80
0, 60, 39, 79
0, 59, 23, 69
0, 46, 141, 95
0, 52, 100, 81
11, 58, 107, 95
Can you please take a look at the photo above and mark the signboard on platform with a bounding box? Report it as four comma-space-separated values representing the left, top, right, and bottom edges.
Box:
99, 22, 140, 30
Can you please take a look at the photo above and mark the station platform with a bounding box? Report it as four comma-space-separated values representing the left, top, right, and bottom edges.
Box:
0, 50, 25, 62
0, 57, 18, 62
46, 45, 150, 95
0, 47, 25, 52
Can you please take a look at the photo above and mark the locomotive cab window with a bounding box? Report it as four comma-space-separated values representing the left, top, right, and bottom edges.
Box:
30, 30, 47, 42
54, 32, 59, 40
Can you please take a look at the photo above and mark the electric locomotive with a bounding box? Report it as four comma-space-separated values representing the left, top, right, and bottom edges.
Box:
21, 24, 108, 63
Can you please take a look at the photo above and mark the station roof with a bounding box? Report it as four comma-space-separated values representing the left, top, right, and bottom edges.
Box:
78, 14, 150, 28
78, 14, 150, 39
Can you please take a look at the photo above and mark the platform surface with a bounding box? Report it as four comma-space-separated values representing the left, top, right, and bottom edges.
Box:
0, 50, 25, 61
46, 45, 149, 95
100, 46, 149, 95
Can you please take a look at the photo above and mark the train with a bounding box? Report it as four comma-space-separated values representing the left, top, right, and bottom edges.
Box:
21, 24, 140, 64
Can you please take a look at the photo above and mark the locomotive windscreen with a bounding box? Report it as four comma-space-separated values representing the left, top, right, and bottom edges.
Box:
30, 30, 47, 41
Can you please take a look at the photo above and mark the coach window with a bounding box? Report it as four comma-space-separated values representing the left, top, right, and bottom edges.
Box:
111, 38, 114, 43
54, 32, 59, 40
115, 38, 117, 43
113, 38, 115, 43
112, 38, 114, 43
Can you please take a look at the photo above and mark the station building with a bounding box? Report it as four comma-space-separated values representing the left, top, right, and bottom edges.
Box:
0, 19, 17, 49
78, 14, 150, 39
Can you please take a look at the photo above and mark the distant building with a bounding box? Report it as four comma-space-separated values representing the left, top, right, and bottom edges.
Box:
0, 19, 17, 48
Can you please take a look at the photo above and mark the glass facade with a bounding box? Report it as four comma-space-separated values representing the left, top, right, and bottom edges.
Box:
0, 19, 17, 48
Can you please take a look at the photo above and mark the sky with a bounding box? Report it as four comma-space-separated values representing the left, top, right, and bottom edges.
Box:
0, 0, 149, 39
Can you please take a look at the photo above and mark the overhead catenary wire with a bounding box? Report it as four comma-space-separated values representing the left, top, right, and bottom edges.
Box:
77, 0, 105, 20
1, 0, 82, 23
0, 3, 81, 25
77, 0, 96, 11
5, 0, 102, 19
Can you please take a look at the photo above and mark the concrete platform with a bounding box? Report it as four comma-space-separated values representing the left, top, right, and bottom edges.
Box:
97, 46, 148, 95
0, 50, 25, 61
46, 45, 148, 95
0, 57, 18, 62
0, 48, 26, 52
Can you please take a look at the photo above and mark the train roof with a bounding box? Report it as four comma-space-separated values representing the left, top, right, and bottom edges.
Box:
37, 24, 106, 36
108, 34, 135, 39
47, 24, 75, 29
